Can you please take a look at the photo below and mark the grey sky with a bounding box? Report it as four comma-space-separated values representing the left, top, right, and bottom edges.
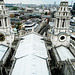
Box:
4, 0, 74, 4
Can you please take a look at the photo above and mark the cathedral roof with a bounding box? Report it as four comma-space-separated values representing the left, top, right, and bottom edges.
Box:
56, 46, 74, 61
12, 55, 50, 75
11, 33, 50, 75
0, 44, 9, 62
15, 33, 48, 59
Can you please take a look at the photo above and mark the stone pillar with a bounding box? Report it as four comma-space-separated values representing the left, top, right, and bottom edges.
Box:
3, 18, 5, 27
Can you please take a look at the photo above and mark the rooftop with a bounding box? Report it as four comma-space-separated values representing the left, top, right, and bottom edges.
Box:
12, 33, 50, 75
12, 55, 49, 75
15, 33, 48, 59
0, 44, 8, 61
56, 46, 74, 61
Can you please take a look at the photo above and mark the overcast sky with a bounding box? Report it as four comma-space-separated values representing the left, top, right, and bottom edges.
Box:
4, 0, 74, 4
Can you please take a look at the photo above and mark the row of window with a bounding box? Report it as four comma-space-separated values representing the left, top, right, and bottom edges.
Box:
57, 19, 66, 27
0, 10, 8, 14
0, 18, 7, 26
60, 2, 68, 6
59, 12, 68, 16
61, 7, 67, 11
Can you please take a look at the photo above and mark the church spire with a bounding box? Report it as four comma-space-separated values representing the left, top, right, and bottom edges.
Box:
54, 1, 71, 28
51, 1, 71, 47
0, 0, 14, 46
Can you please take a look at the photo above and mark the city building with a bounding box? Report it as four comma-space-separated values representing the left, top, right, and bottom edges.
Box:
25, 8, 34, 13
9, 10, 20, 18
22, 22, 38, 32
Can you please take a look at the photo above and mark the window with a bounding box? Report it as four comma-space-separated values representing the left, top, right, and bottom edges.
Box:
63, 3, 65, 5
1, 6, 3, 9
59, 35, 66, 42
61, 7, 62, 11
64, 8, 65, 11
57, 18, 59, 27
60, 36, 65, 40
66, 3, 68, 6
66, 13, 67, 16
4, 11, 5, 14
59, 12, 60, 15
0, 21, 1, 26
5, 17, 7, 26
0, 33, 5, 41
63, 12, 65, 15
62, 19, 65, 27
0, 11, 1, 14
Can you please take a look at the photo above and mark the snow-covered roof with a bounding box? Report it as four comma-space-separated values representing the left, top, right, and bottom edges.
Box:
12, 55, 49, 75
56, 46, 74, 61
12, 33, 50, 75
0, 44, 8, 61
15, 33, 48, 59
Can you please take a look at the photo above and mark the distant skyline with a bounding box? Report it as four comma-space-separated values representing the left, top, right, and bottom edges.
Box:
4, 0, 74, 4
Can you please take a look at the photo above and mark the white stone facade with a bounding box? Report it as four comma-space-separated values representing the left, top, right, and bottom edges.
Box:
51, 1, 71, 47
0, 1, 14, 47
